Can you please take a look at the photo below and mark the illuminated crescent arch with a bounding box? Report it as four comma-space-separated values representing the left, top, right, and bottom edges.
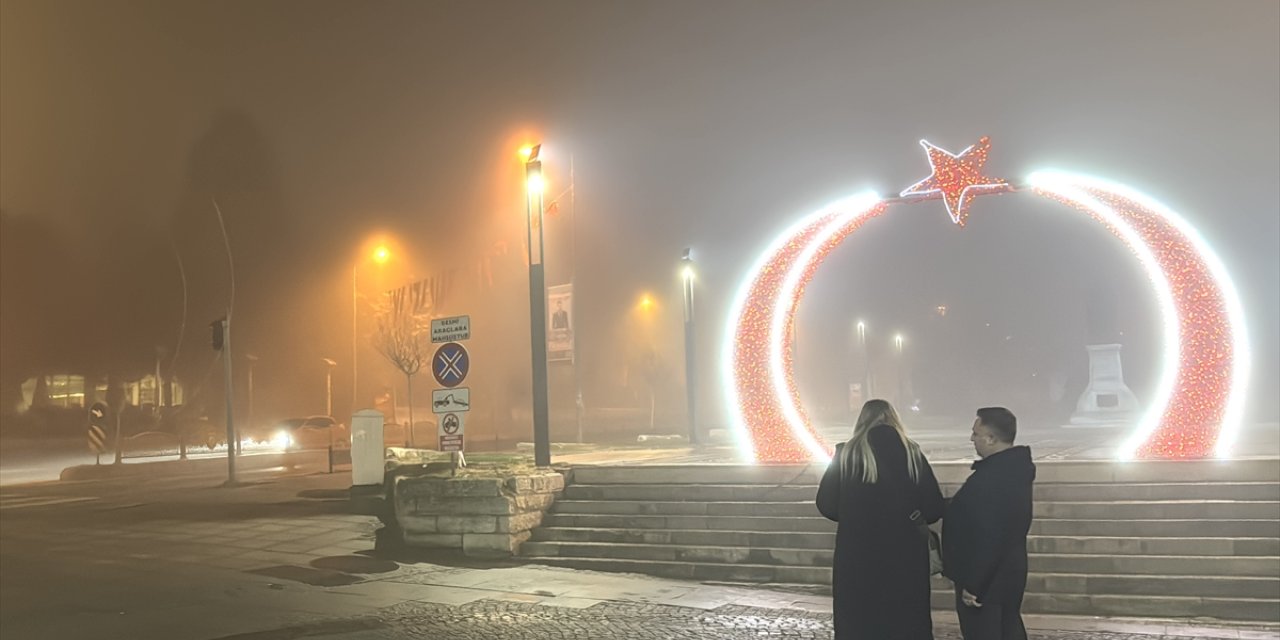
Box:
722, 141, 1249, 463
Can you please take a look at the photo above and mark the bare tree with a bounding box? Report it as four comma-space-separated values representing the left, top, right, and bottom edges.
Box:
373, 311, 429, 447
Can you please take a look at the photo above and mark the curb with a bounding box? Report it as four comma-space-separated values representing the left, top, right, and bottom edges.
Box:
59, 450, 322, 481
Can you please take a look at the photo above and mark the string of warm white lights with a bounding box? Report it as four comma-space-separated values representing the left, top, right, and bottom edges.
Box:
723, 138, 1248, 463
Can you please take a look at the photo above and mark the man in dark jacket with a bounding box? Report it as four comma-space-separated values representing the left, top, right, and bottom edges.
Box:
943, 407, 1036, 640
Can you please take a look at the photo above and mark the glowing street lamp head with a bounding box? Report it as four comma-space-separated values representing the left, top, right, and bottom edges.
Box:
527, 172, 545, 195
520, 144, 541, 162
894, 333, 904, 351
372, 245, 390, 264
639, 294, 654, 312
682, 264, 695, 283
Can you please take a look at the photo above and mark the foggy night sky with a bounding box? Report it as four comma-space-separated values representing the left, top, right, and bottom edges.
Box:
2, 0, 1277, 430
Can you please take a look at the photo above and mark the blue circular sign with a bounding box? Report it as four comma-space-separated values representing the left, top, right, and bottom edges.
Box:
432, 342, 470, 388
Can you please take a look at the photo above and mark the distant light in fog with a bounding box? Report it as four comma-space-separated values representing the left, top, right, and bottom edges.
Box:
373, 245, 390, 264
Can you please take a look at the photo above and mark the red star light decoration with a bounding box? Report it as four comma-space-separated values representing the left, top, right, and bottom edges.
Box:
899, 136, 1011, 226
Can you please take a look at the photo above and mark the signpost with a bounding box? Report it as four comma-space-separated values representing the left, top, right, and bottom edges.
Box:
438, 412, 465, 453
431, 324, 472, 475
431, 315, 471, 344
431, 342, 470, 388
88, 402, 108, 465
432, 387, 470, 413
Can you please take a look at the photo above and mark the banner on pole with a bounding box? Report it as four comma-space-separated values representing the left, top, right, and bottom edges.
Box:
548, 284, 574, 362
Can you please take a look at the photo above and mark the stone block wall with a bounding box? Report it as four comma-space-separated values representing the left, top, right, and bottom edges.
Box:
391, 471, 564, 557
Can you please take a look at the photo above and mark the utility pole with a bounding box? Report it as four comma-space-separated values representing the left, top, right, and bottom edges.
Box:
524, 145, 551, 467
681, 248, 699, 445
213, 316, 237, 484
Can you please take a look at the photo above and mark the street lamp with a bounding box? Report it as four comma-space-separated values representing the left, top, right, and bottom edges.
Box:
680, 248, 699, 445
524, 144, 552, 467
893, 333, 905, 406
323, 358, 337, 416
855, 320, 869, 403
353, 244, 391, 419
244, 353, 258, 455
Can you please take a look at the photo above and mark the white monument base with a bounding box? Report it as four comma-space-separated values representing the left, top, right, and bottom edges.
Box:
1068, 344, 1140, 427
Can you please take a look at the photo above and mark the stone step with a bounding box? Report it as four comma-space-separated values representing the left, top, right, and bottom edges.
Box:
1036, 500, 1280, 520
523, 555, 830, 584
1026, 535, 1280, 556
561, 482, 1280, 503
544, 512, 1280, 538
570, 459, 1280, 486
1017, 482, 1280, 502
530, 526, 837, 550
1028, 553, 1279, 577
552, 500, 819, 518
1031, 518, 1280, 537
551, 498, 1280, 521
541, 513, 836, 533
521, 540, 831, 566
561, 484, 820, 503
524, 536, 1278, 577
1024, 573, 1280, 599
532, 527, 1280, 557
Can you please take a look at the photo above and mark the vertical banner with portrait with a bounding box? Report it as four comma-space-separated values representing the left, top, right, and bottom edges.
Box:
548, 284, 574, 362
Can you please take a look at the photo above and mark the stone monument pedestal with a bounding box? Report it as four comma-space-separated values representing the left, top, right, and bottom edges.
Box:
1068, 344, 1140, 427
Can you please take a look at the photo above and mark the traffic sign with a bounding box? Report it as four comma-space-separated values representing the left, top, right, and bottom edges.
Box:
439, 434, 464, 452
432, 387, 471, 414
432, 342, 470, 388
431, 315, 471, 343
88, 402, 109, 463
438, 412, 465, 452
88, 425, 106, 454
439, 412, 464, 435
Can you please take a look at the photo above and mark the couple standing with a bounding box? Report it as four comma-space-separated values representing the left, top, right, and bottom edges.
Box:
816, 399, 1036, 640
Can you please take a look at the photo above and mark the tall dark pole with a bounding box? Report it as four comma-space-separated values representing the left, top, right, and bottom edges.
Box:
245, 354, 256, 456
681, 249, 699, 445
221, 316, 237, 484
526, 150, 551, 467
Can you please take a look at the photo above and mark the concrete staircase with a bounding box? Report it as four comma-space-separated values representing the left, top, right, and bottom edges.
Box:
520, 460, 1280, 622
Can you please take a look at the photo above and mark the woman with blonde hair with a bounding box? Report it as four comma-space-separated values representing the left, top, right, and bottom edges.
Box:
816, 399, 945, 639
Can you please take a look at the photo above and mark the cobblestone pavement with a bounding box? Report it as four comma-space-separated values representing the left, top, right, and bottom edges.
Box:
219, 599, 1252, 640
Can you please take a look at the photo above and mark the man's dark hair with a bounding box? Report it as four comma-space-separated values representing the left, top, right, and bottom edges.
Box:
977, 407, 1017, 444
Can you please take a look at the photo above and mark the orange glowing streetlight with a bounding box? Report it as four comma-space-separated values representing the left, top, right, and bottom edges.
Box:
354, 241, 395, 414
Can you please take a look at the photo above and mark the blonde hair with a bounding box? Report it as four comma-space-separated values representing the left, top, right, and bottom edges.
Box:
839, 399, 923, 484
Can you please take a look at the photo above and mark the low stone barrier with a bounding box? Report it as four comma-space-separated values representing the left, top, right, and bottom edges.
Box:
391, 470, 564, 557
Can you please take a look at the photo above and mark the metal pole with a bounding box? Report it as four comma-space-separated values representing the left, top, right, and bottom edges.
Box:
326, 368, 333, 416
352, 264, 358, 419
571, 155, 583, 445
155, 352, 163, 409
527, 158, 551, 467
245, 356, 254, 456
682, 250, 698, 445
222, 317, 237, 484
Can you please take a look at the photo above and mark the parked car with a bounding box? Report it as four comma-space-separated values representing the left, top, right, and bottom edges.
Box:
269, 416, 349, 451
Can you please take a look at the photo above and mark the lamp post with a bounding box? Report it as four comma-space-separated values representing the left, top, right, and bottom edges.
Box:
245, 354, 257, 455
323, 358, 337, 417
856, 320, 868, 404
523, 144, 552, 467
353, 245, 390, 418
894, 333, 905, 405
681, 249, 699, 445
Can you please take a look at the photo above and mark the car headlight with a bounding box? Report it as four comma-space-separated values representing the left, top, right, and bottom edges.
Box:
271, 430, 293, 450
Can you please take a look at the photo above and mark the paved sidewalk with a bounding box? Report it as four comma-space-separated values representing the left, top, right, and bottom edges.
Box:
3, 469, 1276, 639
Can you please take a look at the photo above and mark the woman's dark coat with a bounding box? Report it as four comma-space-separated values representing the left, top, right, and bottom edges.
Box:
816, 425, 945, 640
